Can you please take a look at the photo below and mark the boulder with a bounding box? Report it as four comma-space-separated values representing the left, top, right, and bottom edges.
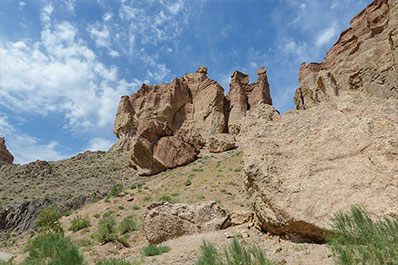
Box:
294, 0, 398, 110
142, 201, 231, 244
207, 133, 236, 153
0, 138, 13, 164
240, 93, 398, 243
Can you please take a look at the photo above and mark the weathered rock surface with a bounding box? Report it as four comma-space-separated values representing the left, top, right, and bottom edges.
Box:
240, 93, 398, 243
294, 0, 398, 110
227, 67, 272, 135
207, 133, 236, 153
0, 138, 13, 164
113, 66, 271, 175
142, 201, 231, 244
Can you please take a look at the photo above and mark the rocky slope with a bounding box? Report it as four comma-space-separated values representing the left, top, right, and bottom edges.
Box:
112, 66, 272, 175
0, 138, 13, 164
241, 0, 398, 243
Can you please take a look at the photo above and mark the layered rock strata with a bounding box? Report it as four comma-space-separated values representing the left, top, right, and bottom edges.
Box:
294, 0, 398, 110
113, 66, 272, 175
241, 0, 398, 243
0, 138, 13, 164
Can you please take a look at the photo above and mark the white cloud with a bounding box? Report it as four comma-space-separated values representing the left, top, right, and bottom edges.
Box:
87, 24, 111, 48
88, 137, 113, 151
167, 0, 184, 14
19, 2, 26, 9
0, 6, 141, 134
65, 0, 75, 11
103, 12, 112, 21
108, 49, 120, 57
316, 25, 338, 47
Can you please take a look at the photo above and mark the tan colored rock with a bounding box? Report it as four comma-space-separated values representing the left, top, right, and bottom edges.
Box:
295, 0, 398, 110
240, 93, 398, 243
207, 133, 235, 153
230, 210, 254, 226
226, 67, 272, 135
0, 138, 13, 164
153, 136, 198, 168
142, 201, 230, 244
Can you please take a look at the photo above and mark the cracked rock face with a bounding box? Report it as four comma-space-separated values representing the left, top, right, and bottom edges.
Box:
142, 201, 230, 244
294, 0, 398, 110
112, 66, 271, 175
0, 138, 13, 164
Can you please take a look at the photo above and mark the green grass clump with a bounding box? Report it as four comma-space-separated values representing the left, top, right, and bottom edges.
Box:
94, 215, 118, 244
119, 215, 137, 234
142, 244, 171, 256
158, 195, 177, 204
69, 215, 91, 232
36, 205, 63, 234
195, 238, 275, 265
327, 205, 398, 265
95, 258, 132, 265
132, 205, 140, 210
22, 233, 85, 265
64, 210, 73, 217
110, 183, 123, 197
184, 179, 192, 186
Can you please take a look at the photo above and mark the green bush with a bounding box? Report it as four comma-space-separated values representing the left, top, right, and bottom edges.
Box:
69, 215, 90, 232
22, 233, 86, 265
184, 179, 192, 186
142, 244, 171, 256
110, 183, 123, 197
158, 195, 177, 204
94, 215, 118, 244
195, 238, 275, 265
327, 205, 398, 265
36, 205, 63, 234
96, 258, 132, 265
119, 215, 137, 234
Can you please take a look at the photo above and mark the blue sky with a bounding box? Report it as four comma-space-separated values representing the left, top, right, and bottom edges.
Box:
0, 0, 372, 164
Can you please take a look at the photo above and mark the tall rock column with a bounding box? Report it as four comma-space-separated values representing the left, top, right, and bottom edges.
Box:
0, 137, 14, 164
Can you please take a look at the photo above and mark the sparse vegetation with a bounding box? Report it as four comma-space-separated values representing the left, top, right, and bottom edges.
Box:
94, 215, 118, 244
195, 238, 276, 265
158, 194, 177, 204
142, 244, 171, 256
110, 183, 123, 197
119, 215, 137, 234
95, 258, 132, 265
36, 205, 63, 234
327, 205, 398, 265
69, 215, 91, 232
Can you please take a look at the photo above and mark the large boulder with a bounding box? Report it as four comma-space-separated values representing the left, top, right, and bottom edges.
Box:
207, 133, 235, 153
142, 201, 231, 244
294, 0, 398, 110
240, 94, 398, 243
0, 138, 13, 164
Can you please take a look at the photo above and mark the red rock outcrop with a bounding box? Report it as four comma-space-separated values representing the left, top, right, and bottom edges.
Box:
0, 138, 13, 164
112, 66, 272, 175
294, 0, 398, 110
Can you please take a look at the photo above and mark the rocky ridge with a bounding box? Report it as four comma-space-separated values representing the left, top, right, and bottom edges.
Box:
112, 66, 272, 175
0, 138, 13, 164
241, 0, 398, 243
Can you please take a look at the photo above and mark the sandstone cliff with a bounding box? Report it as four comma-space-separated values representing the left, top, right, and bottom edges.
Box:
241, 0, 398, 243
0, 138, 13, 164
112, 66, 272, 175
294, 0, 398, 110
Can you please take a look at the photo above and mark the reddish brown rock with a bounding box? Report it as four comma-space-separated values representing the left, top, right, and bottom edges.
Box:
113, 66, 272, 175
0, 138, 13, 164
295, 0, 398, 110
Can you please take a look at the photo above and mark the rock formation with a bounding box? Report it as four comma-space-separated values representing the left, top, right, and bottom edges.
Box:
0, 138, 13, 164
142, 201, 230, 244
241, 0, 398, 243
112, 66, 272, 175
295, 0, 398, 110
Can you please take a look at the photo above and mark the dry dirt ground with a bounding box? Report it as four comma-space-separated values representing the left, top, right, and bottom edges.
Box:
1, 149, 334, 264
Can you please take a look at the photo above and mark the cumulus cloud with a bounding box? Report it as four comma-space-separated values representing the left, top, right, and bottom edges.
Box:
0, 5, 141, 133
87, 24, 111, 48
88, 137, 113, 151
19, 2, 26, 9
